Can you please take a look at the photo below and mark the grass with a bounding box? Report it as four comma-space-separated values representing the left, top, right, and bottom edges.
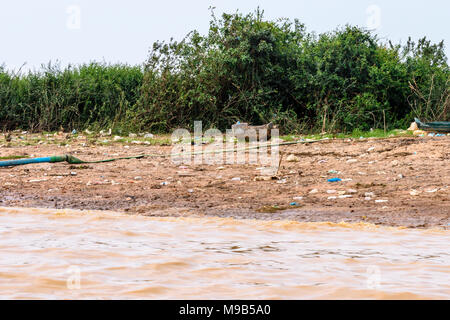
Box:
0, 128, 420, 149
279, 128, 413, 142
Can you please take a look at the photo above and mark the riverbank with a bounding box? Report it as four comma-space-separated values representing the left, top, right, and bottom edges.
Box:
0, 133, 449, 229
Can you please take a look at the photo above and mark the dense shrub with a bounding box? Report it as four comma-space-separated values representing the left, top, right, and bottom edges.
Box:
0, 9, 448, 133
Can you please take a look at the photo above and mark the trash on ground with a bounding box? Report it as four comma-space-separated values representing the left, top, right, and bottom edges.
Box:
413, 130, 426, 136
327, 178, 342, 182
286, 154, 300, 162
408, 122, 419, 131
254, 176, 274, 181
28, 179, 48, 183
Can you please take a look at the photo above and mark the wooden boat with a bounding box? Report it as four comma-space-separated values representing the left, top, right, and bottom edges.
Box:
415, 118, 450, 133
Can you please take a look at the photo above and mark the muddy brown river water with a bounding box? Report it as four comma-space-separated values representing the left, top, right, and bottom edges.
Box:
0, 207, 448, 299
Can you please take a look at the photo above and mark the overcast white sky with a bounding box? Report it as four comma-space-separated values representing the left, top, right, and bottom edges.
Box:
1, 0, 449, 71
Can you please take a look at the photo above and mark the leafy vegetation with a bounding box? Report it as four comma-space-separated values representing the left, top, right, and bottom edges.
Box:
1, 9, 448, 134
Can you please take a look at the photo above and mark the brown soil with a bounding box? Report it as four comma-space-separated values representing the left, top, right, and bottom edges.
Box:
0, 135, 449, 229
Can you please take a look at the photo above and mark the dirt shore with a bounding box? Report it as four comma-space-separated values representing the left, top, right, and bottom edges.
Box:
0, 134, 449, 229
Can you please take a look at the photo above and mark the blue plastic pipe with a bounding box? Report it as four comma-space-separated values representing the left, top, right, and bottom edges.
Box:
0, 157, 54, 167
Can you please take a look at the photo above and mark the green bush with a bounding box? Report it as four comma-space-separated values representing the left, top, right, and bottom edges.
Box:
0, 9, 448, 133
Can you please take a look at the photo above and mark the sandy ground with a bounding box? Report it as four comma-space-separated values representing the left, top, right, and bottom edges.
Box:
0, 134, 449, 229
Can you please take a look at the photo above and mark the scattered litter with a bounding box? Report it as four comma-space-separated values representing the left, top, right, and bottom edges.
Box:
134, 176, 142, 180
410, 190, 421, 196
86, 180, 112, 186
254, 176, 273, 181
347, 189, 358, 194
293, 196, 303, 201
318, 160, 327, 164
375, 200, 389, 203
426, 189, 438, 193
277, 179, 287, 184
231, 177, 241, 181
187, 189, 194, 193
327, 196, 337, 200
367, 147, 375, 152
70, 172, 77, 176
28, 179, 48, 183
160, 181, 170, 186
309, 189, 318, 194
338, 195, 353, 199
327, 178, 342, 182
413, 130, 426, 136
365, 197, 372, 201
286, 154, 300, 162
391, 160, 399, 166
290, 202, 298, 206
71, 129, 77, 135
113, 136, 122, 141
365, 192, 375, 197
408, 122, 419, 131
342, 178, 353, 182
346, 159, 358, 163
144, 133, 154, 139
327, 190, 337, 194
328, 170, 339, 174
397, 174, 404, 179
217, 166, 225, 170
